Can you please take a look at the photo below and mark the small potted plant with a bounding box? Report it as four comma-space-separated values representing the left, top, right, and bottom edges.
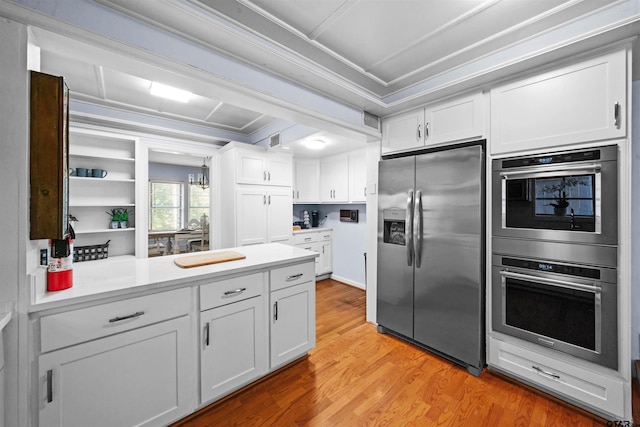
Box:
119, 208, 130, 228
106, 208, 121, 229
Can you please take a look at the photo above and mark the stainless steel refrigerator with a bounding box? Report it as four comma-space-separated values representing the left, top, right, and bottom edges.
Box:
377, 142, 485, 376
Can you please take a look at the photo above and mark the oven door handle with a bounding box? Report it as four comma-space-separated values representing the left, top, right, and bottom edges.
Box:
500, 270, 601, 293
499, 163, 601, 179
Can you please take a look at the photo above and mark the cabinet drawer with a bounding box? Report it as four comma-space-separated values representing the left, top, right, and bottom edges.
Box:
488, 336, 624, 418
41, 287, 191, 353
294, 233, 319, 245
270, 262, 315, 292
200, 273, 265, 311
319, 231, 332, 241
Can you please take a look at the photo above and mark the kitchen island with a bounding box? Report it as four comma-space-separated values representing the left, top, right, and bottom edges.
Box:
30, 243, 317, 427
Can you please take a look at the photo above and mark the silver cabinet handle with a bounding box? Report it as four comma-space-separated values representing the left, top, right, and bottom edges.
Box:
47, 369, 53, 403
532, 365, 560, 379
263, 195, 267, 205
108, 311, 145, 323
364, 187, 366, 197
414, 190, 423, 269
296, 190, 299, 199
304, 237, 312, 241
425, 122, 430, 138
268, 171, 271, 181
406, 190, 414, 267
268, 195, 271, 205
614, 102, 621, 128
263, 171, 267, 181
286, 273, 303, 281
273, 301, 278, 321
417, 124, 421, 141
204, 322, 210, 347
223, 287, 247, 296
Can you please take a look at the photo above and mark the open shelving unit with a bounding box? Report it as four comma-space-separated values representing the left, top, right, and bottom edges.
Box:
68, 127, 139, 258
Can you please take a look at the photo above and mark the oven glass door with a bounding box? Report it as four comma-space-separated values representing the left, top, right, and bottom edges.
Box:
503, 171, 598, 233
503, 272, 598, 351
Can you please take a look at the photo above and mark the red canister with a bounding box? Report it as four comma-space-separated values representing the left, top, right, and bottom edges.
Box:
47, 238, 73, 291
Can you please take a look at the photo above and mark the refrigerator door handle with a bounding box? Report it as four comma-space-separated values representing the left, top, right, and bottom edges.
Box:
414, 190, 423, 268
406, 190, 414, 266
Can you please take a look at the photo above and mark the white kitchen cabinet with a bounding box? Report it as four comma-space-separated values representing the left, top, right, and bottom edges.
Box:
68, 127, 138, 258
200, 273, 267, 404
349, 149, 367, 203
381, 91, 483, 154
269, 263, 316, 369
220, 143, 293, 248
235, 188, 292, 246
294, 159, 320, 203
488, 336, 624, 419
490, 48, 626, 154
293, 230, 332, 276
235, 147, 292, 187
320, 154, 349, 203
38, 288, 194, 427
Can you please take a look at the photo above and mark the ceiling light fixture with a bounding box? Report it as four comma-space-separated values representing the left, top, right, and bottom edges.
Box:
305, 139, 325, 150
150, 82, 192, 103
189, 157, 210, 190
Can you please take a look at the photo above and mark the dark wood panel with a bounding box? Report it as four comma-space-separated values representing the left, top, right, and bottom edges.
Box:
173, 279, 608, 426
30, 71, 69, 240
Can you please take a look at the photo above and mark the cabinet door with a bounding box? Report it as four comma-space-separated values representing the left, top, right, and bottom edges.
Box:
424, 91, 483, 146
491, 49, 626, 154
381, 108, 425, 154
267, 190, 293, 244
294, 159, 320, 202
200, 296, 267, 404
236, 150, 268, 185
319, 240, 332, 275
349, 150, 367, 203
270, 281, 316, 369
236, 189, 267, 246
39, 316, 193, 427
266, 152, 293, 187
320, 154, 349, 203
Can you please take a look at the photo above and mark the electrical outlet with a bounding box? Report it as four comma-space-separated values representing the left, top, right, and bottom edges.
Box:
40, 249, 48, 266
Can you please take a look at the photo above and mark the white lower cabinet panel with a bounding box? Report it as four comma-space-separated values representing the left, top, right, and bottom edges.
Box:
39, 315, 193, 427
488, 336, 624, 418
200, 296, 267, 404
270, 281, 316, 369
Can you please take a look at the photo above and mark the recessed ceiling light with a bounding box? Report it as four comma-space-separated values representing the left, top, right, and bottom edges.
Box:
150, 82, 192, 103
305, 139, 325, 150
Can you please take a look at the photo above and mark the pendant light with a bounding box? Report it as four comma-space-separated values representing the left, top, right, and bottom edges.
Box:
189, 157, 210, 190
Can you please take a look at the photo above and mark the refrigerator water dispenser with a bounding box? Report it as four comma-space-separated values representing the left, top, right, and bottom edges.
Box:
382, 209, 406, 245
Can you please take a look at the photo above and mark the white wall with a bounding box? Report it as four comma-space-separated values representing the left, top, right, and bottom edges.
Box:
0, 17, 31, 427
631, 80, 640, 367
294, 204, 367, 287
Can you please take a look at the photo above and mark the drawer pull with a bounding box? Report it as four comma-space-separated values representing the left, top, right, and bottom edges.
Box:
47, 369, 53, 403
223, 287, 247, 296
108, 311, 145, 323
286, 273, 303, 281
532, 365, 560, 380
304, 237, 312, 241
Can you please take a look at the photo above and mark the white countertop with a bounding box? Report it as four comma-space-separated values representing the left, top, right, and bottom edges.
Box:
31, 243, 317, 313
293, 227, 332, 234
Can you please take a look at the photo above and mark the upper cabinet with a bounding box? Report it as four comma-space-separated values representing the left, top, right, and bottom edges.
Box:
68, 128, 138, 258
490, 49, 626, 154
235, 148, 292, 187
381, 91, 484, 155
293, 148, 367, 204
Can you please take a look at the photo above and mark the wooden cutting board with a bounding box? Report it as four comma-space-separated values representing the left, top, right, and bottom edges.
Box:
173, 251, 246, 268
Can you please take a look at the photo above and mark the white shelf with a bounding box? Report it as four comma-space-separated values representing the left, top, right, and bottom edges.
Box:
70, 203, 135, 207
70, 153, 135, 163
70, 176, 135, 183
75, 228, 135, 235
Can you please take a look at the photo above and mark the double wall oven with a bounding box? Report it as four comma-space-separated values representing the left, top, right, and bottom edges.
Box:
491, 145, 618, 370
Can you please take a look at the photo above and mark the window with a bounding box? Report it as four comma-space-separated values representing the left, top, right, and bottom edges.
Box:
189, 185, 210, 226
149, 180, 183, 231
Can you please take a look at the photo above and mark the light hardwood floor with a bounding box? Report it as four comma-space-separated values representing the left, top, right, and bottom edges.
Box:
173, 278, 609, 426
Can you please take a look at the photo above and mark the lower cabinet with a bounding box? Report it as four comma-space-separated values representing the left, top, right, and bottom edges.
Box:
488, 336, 624, 419
38, 315, 193, 427
199, 274, 267, 404
293, 230, 332, 276
270, 263, 316, 369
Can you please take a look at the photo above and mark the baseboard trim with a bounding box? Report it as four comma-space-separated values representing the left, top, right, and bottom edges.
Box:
328, 274, 365, 290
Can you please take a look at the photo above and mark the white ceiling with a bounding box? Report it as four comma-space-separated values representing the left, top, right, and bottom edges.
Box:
29, 0, 634, 155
